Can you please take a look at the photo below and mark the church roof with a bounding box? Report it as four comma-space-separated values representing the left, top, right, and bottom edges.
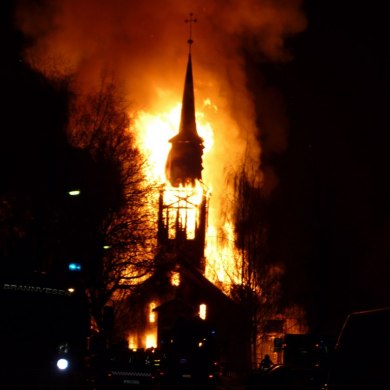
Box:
169, 53, 203, 144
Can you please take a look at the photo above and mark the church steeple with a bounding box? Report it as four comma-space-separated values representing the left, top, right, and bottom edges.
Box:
165, 14, 204, 187
174, 53, 202, 144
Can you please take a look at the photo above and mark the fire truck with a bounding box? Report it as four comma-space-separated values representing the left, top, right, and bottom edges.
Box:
2, 271, 90, 389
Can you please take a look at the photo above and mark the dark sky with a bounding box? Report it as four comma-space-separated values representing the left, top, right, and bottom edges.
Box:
265, 0, 390, 334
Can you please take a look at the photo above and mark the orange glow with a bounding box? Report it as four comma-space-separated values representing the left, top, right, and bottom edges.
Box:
134, 105, 180, 184
199, 303, 207, 320
149, 302, 156, 323
134, 102, 242, 290
134, 103, 213, 184
205, 223, 242, 288
14, 0, 309, 360
128, 334, 137, 350
128, 326, 158, 350
146, 333, 157, 349
163, 183, 207, 240
171, 271, 180, 286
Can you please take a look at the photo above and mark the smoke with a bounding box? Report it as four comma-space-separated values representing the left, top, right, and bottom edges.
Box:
15, 0, 306, 220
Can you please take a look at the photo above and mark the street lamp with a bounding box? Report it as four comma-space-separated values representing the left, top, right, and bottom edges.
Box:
67, 189, 81, 196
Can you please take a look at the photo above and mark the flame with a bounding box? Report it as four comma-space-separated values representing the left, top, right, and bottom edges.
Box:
128, 334, 137, 350
170, 271, 180, 286
127, 300, 159, 350
14, 2, 307, 266
13, 0, 309, 358
134, 101, 213, 184
149, 302, 156, 323
162, 184, 206, 240
134, 100, 242, 289
146, 333, 157, 349
205, 222, 242, 287
134, 104, 180, 184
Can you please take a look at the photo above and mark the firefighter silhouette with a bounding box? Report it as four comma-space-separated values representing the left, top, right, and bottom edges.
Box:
259, 354, 274, 371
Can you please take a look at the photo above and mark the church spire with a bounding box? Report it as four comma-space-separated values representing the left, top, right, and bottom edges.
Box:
166, 14, 204, 187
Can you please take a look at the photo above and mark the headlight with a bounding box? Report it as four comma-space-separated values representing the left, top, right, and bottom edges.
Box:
56, 358, 70, 371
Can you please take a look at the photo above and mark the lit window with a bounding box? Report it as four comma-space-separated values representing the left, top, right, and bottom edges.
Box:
146, 333, 157, 349
128, 334, 137, 350
171, 272, 180, 286
199, 303, 207, 320
149, 302, 156, 323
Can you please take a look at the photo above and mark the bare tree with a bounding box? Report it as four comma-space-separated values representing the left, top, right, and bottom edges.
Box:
225, 158, 284, 368
67, 74, 157, 331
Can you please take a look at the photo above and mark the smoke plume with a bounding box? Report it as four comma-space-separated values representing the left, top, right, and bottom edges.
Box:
15, 0, 306, 223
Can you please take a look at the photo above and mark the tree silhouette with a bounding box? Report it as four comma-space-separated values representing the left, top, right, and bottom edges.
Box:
224, 160, 284, 368
67, 75, 157, 331
0, 22, 80, 274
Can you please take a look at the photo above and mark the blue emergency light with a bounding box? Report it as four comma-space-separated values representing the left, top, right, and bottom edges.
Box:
68, 262, 82, 271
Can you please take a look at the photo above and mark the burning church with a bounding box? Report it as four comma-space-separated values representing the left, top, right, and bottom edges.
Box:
121, 23, 252, 372
7, 0, 311, 377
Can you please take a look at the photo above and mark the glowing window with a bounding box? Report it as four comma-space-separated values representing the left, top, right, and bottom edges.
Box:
199, 303, 207, 320
171, 272, 180, 286
146, 333, 157, 349
149, 302, 156, 323
127, 334, 137, 350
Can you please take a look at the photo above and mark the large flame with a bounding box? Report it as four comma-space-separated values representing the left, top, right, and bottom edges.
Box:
14, 0, 307, 285
14, 0, 308, 352
134, 102, 213, 184
133, 99, 242, 287
15, 0, 306, 209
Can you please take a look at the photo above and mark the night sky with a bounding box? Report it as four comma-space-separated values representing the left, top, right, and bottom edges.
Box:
263, 0, 390, 334
2, 0, 390, 337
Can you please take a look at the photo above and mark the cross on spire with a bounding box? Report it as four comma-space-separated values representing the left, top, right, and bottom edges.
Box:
185, 12, 197, 51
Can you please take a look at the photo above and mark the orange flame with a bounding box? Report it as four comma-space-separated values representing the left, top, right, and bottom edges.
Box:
14, 0, 306, 292
14, 0, 309, 354
134, 102, 213, 184
133, 99, 243, 288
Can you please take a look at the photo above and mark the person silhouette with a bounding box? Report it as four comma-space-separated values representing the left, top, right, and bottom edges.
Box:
259, 354, 274, 371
